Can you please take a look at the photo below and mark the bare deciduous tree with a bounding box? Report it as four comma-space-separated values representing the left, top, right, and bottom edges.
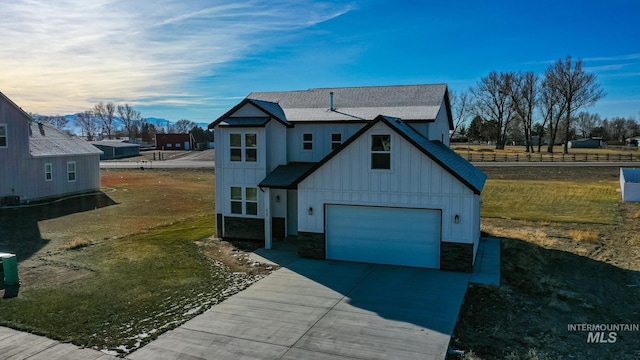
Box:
75, 111, 99, 141
544, 56, 605, 154
449, 90, 471, 140
470, 71, 515, 149
174, 119, 196, 133
117, 103, 142, 140
509, 71, 538, 152
539, 71, 567, 153
94, 102, 116, 139
575, 111, 601, 138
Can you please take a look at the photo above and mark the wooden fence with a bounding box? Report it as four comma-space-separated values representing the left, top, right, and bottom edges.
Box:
463, 152, 638, 162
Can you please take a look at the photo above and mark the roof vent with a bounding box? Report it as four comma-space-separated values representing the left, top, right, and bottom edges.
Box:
329, 92, 334, 111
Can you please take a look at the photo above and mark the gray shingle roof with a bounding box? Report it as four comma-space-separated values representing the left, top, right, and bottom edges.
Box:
259, 162, 316, 189
89, 140, 140, 148
250, 99, 288, 123
218, 117, 270, 127
30, 122, 103, 157
247, 84, 449, 122
209, 99, 291, 129
380, 116, 486, 193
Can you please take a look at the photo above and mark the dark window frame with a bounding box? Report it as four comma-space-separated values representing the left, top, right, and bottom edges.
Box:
303, 133, 313, 150
331, 133, 342, 150
370, 134, 391, 170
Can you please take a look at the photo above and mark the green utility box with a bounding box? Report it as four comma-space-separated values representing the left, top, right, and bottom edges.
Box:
0, 253, 19, 286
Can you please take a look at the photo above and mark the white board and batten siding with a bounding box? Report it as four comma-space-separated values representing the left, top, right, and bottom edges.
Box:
297, 121, 481, 248
287, 123, 363, 163
214, 125, 266, 218
408, 99, 451, 146
216, 103, 289, 219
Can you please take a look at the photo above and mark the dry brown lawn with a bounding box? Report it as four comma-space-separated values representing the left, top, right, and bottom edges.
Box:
450, 166, 640, 360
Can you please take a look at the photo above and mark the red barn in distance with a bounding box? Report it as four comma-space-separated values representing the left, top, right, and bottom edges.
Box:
155, 133, 195, 150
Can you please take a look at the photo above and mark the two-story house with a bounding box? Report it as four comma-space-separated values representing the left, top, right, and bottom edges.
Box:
0, 92, 102, 205
209, 84, 486, 272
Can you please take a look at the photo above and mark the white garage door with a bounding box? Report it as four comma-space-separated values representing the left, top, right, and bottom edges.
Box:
325, 205, 441, 268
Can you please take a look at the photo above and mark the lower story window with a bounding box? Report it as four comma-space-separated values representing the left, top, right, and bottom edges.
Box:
230, 186, 258, 215
231, 187, 243, 214
45, 163, 53, 181
67, 161, 76, 182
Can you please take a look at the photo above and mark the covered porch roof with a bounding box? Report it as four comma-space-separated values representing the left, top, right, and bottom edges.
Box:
258, 162, 316, 189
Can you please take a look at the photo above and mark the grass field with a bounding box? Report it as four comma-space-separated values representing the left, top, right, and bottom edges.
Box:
0, 169, 269, 356
2, 166, 639, 358
481, 179, 620, 223
450, 166, 640, 360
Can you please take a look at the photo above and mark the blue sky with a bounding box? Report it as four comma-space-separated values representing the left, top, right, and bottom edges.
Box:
1, 0, 639, 123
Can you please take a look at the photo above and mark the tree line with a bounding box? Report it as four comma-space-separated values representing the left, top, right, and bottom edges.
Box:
451, 56, 611, 153
32, 102, 211, 143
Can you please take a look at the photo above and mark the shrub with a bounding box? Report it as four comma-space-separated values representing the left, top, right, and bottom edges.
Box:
64, 237, 92, 250
567, 229, 599, 243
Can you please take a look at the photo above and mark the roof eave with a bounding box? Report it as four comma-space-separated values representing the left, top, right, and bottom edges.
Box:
209, 99, 291, 129
383, 118, 483, 194
442, 86, 454, 130
31, 152, 103, 158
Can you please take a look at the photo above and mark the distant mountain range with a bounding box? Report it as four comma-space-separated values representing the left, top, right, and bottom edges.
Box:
35, 114, 209, 135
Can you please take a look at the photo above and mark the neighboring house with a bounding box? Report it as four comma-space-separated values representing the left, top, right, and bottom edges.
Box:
0, 92, 102, 205
91, 140, 140, 160
568, 137, 606, 149
155, 133, 195, 150
209, 84, 486, 272
626, 136, 640, 147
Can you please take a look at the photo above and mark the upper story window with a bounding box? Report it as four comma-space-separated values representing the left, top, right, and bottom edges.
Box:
303, 133, 313, 150
0, 124, 7, 148
67, 161, 77, 182
230, 133, 257, 162
371, 135, 391, 170
245, 134, 257, 162
45, 163, 53, 181
331, 133, 342, 150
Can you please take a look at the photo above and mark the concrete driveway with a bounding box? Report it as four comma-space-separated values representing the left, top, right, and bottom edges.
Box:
129, 258, 471, 360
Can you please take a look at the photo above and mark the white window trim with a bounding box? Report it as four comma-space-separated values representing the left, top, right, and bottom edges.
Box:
370, 134, 392, 171
67, 161, 77, 182
245, 134, 257, 162
45, 163, 53, 182
230, 133, 242, 162
229, 132, 258, 163
229, 186, 259, 216
0, 124, 7, 148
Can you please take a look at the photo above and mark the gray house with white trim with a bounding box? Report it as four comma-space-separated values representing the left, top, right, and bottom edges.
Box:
209, 84, 486, 272
0, 92, 102, 205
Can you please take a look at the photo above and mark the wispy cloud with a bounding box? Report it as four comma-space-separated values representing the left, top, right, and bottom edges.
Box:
583, 53, 640, 62
584, 64, 629, 72
0, 0, 354, 115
